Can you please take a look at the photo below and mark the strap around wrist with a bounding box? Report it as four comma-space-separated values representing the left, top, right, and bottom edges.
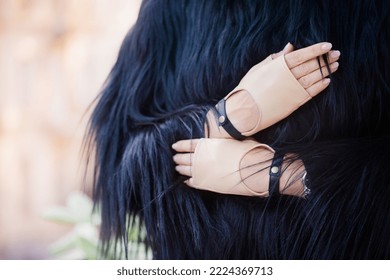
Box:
268, 151, 284, 197
215, 99, 246, 140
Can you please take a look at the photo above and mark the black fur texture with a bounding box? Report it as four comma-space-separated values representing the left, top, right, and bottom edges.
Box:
87, 0, 390, 259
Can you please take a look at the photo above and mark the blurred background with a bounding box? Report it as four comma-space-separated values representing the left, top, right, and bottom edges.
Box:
0, 0, 142, 259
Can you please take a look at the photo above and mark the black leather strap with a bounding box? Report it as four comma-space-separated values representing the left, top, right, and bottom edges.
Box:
268, 151, 284, 197
215, 99, 246, 140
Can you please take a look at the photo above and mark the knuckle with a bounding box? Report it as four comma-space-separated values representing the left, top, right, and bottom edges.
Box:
285, 53, 294, 64
293, 53, 304, 64
299, 76, 312, 88
306, 87, 315, 96
298, 63, 308, 74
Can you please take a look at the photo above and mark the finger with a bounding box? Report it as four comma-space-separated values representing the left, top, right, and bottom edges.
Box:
175, 165, 192, 177
184, 178, 196, 188
290, 50, 341, 79
306, 78, 331, 97
173, 153, 193, 166
283, 42, 295, 54
172, 139, 200, 152
271, 42, 295, 59
298, 62, 339, 89
285, 42, 333, 68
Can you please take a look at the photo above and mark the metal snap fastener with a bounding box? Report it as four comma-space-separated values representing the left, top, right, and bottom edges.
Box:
271, 166, 279, 174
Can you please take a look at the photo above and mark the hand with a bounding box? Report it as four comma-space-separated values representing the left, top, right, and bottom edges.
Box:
281, 42, 340, 95
207, 42, 340, 138
172, 138, 307, 197
245, 42, 339, 96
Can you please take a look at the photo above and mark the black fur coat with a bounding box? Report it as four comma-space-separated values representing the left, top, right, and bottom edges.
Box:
88, 0, 390, 259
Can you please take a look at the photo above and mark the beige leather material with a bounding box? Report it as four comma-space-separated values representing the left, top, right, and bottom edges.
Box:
225, 55, 311, 136
192, 138, 274, 197
250, 54, 273, 70
224, 89, 259, 135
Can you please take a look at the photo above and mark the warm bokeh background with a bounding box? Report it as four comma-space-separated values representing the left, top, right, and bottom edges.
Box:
0, 0, 142, 259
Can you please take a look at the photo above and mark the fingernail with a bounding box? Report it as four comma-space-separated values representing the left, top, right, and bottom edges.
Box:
330, 50, 341, 58
323, 78, 331, 84
283, 42, 291, 51
331, 62, 339, 69
172, 143, 177, 149
321, 43, 332, 51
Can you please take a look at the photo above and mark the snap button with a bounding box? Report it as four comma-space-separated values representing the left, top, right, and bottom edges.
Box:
271, 166, 279, 174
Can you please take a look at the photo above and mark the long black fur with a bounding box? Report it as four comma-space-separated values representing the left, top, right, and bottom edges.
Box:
87, 0, 390, 259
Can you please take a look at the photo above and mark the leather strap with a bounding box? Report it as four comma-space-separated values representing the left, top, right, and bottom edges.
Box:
268, 151, 284, 197
215, 99, 246, 140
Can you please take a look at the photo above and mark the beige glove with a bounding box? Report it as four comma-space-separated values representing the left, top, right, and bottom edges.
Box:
216, 55, 311, 138
172, 138, 308, 197
190, 138, 275, 197
212, 42, 340, 139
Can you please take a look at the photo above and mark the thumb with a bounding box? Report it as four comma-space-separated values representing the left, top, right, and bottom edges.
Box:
271, 42, 294, 59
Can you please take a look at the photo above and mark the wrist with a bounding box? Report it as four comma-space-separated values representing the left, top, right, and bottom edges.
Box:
240, 149, 307, 197
204, 110, 232, 138
204, 90, 259, 139
239, 146, 275, 195
225, 90, 259, 134
279, 154, 306, 197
